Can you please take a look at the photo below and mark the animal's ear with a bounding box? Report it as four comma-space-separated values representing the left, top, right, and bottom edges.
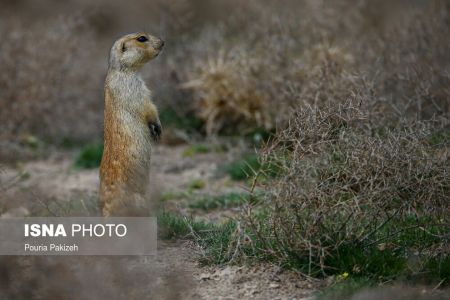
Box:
121, 41, 127, 52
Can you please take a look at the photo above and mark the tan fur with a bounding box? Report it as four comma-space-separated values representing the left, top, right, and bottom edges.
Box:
99, 32, 164, 217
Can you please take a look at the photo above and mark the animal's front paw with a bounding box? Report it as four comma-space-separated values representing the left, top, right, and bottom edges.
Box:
148, 121, 162, 142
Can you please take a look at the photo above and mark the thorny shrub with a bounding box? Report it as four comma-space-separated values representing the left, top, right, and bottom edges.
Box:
238, 103, 449, 280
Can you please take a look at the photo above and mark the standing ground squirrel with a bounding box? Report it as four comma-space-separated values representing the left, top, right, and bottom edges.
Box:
99, 32, 164, 217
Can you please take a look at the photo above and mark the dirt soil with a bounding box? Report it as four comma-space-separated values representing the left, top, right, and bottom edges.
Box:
0, 145, 317, 300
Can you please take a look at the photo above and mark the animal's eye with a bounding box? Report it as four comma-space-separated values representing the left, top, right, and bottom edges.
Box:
136, 36, 148, 42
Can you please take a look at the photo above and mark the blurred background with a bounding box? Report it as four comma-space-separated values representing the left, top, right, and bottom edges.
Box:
1, 0, 448, 160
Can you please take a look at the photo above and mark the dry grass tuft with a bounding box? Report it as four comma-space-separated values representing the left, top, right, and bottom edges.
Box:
182, 50, 271, 135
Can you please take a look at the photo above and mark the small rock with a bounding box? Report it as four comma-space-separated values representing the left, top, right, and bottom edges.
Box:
198, 273, 211, 281
269, 283, 280, 289
270, 275, 281, 282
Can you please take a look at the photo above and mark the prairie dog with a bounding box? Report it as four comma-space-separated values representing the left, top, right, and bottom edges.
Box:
99, 32, 164, 217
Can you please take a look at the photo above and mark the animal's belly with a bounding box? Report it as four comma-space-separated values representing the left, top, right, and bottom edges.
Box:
101, 119, 152, 193
128, 123, 152, 161
123, 124, 152, 170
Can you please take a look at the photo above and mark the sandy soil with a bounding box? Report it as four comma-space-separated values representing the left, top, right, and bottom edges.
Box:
0, 145, 316, 299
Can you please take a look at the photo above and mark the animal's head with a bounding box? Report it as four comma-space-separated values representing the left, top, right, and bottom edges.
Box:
109, 32, 164, 70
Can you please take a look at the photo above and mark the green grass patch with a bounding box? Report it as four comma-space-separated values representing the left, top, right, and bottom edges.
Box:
188, 179, 206, 190
225, 153, 261, 180
245, 127, 274, 146
182, 144, 210, 157
188, 192, 248, 211
74, 143, 103, 169
158, 211, 212, 239
428, 130, 450, 146
316, 277, 376, 300
158, 211, 236, 264
159, 191, 188, 202
225, 153, 283, 181
159, 107, 203, 131
22, 134, 41, 150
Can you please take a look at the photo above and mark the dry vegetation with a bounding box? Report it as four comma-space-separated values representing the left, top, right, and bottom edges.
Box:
0, 0, 449, 297
1, 0, 448, 152
241, 104, 448, 279
181, 50, 272, 135
0, 15, 103, 159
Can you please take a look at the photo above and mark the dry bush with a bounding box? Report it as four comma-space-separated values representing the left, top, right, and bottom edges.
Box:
240, 103, 449, 279
177, 0, 450, 134
182, 50, 271, 135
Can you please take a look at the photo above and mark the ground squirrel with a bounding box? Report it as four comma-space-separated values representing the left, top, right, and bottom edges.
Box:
99, 32, 164, 217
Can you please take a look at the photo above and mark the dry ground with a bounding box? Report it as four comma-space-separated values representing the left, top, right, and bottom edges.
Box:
0, 145, 316, 300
